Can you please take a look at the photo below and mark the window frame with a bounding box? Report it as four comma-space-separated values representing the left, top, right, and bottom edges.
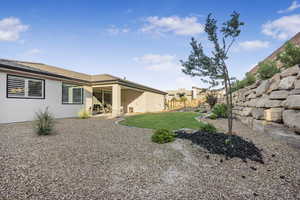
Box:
6, 74, 45, 99
61, 83, 84, 105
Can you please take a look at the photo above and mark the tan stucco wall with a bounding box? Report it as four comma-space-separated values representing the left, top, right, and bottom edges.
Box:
144, 91, 165, 112
121, 89, 165, 113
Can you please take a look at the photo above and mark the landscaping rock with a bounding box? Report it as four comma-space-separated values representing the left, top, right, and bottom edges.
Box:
294, 79, 300, 89
251, 108, 265, 120
264, 99, 282, 108
256, 80, 270, 97
252, 119, 266, 133
281, 100, 288, 108
283, 110, 300, 133
256, 95, 269, 107
286, 95, 300, 109
267, 74, 281, 93
241, 107, 252, 116
264, 122, 300, 149
240, 117, 253, 128
269, 90, 289, 100
280, 65, 299, 77
288, 89, 300, 95
278, 76, 296, 90
264, 108, 283, 122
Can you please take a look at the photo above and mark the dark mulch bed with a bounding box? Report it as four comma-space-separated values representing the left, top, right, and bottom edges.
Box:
176, 131, 264, 164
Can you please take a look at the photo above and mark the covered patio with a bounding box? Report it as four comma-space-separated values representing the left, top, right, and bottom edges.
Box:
91, 84, 144, 116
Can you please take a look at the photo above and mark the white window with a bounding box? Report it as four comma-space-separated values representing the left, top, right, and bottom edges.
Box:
62, 83, 83, 104
7, 75, 45, 99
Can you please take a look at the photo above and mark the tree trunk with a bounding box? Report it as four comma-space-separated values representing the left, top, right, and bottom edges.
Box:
223, 73, 231, 134
224, 67, 233, 134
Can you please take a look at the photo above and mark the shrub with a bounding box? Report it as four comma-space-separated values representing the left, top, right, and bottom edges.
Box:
199, 123, 217, 133
230, 72, 256, 93
245, 72, 256, 85
205, 93, 218, 109
209, 113, 217, 120
78, 109, 90, 119
151, 129, 176, 144
212, 103, 228, 118
257, 61, 280, 80
34, 107, 55, 135
277, 42, 300, 68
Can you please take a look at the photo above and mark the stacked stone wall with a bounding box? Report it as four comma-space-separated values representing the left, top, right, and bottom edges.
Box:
232, 65, 300, 147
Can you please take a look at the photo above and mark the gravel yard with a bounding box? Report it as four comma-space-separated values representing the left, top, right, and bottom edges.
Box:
0, 117, 300, 199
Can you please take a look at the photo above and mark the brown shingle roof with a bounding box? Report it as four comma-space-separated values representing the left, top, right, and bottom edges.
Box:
0, 59, 167, 94
249, 32, 300, 74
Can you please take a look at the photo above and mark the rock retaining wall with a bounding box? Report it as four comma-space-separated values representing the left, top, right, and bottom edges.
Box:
232, 65, 300, 148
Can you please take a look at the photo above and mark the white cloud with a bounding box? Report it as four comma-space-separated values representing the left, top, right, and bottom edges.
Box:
237, 40, 270, 51
23, 48, 42, 56
140, 16, 204, 36
133, 54, 179, 71
0, 17, 29, 41
175, 76, 199, 89
262, 14, 300, 40
278, 1, 300, 13
106, 25, 130, 35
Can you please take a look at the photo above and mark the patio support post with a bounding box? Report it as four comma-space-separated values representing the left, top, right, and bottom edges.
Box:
84, 86, 93, 113
112, 84, 121, 116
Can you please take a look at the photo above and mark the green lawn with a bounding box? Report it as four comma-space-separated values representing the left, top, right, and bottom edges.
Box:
120, 112, 204, 130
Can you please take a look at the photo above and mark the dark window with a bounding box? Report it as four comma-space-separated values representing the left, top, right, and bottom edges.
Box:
62, 83, 83, 104
28, 80, 43, 97
7, 75, 44, 99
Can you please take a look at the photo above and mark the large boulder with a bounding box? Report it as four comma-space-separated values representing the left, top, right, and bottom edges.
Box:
288, 89, 300, 95
264, 99, 282, 108
278, 76, 296, 90
294, 79, 300, 89
267, 74, 281, 93
256, 95, 269, 107
256, 80, 270, 97
280, 65, 299, 77
251, 108, 265, 120
286, 95, 300, 109
241, 107, 252, 116
252, 119, 266, 133
264, 122, 300, 149
269, 90, 289, 100
283, 110, 300, 133
264, 108, 283, 122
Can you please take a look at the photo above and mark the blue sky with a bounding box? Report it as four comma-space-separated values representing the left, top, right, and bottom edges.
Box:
1, 0, 300, 90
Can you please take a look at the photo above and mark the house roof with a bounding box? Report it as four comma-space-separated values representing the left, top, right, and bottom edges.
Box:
249, 32, 300, 74
0, 59, 167, 95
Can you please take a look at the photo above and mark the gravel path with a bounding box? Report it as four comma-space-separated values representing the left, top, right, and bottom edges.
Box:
0, 118, 300, 199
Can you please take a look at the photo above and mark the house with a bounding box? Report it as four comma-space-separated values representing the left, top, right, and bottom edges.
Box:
0, 59, 167, 124
249, 32, 300, 74
166, 87, 207, 101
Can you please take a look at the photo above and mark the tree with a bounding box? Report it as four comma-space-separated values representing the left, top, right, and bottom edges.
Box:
257, 61, 280, 80
277, 42, 300, 68
180, 96, 188, 110
180, 12, 244, 134
205, 92, 218, 109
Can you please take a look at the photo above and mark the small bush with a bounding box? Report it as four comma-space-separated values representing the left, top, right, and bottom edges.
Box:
245, 72, 256, 85
199, 123, 217, 133
212, 103, 228, 118
209, 113, 217, 120
34, 107, 55, 135
78, 109, 90, 119
205, 93, 218, 109
277, 42, 300, 68
257, 61, 280, 80
151, 129, 176, 144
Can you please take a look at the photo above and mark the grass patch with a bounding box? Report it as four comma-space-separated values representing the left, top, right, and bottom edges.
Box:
120, 112, 203, 130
